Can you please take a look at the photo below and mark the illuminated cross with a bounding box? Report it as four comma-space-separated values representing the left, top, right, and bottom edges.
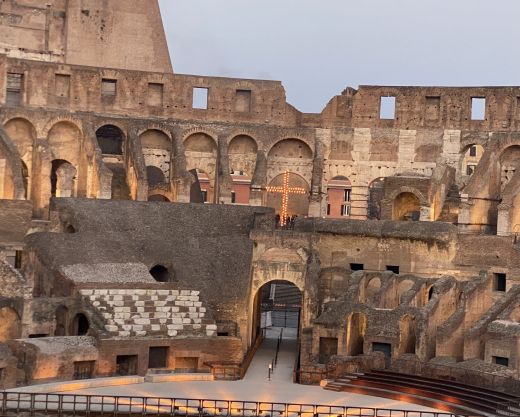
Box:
266, 170, 307, 226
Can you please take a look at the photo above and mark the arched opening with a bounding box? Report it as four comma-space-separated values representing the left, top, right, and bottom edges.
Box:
368, 177, 385, 220
185, 133, 217, 202
327, 176, 352, 218
96, 125, 124, 155
397, 279, 415, 304
266, 172, 310, 222
47, 121, 81, 169
399, 315, 416, 355
51, 159, 76, 197
0, 307, 21, 342
393, 192, 420, 221
146, 165, 166, 186
346, 312, 366, 356
148, 194, 170, 202
55, 306, 69, 336
229, 135, 258, 196
500, 145, 520, 191
252, 280, 302, 343
65, 224, 76, 233
72, 313, 90, 336
460, 144, 484, 177
150, 264, 171, 282
365, 277, 381, 304
5, 118, 36, 199
140, 129, 172, 188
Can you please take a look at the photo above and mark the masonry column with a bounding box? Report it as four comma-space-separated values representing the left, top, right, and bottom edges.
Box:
216, 134, 233, 204
441, 130, 462, 168
497, 203, 512, 236
350, 128, 371, 219
398, 129, 416, 169
170, 127, 192, 203
250, 150, 267, 206
308, 129, 327, 217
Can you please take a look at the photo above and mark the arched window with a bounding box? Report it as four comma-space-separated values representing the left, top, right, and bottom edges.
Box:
96, 125, 124, 155
72, 313, 90, 336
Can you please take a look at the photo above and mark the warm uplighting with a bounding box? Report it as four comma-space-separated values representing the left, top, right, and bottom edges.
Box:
266, 170, 306, 226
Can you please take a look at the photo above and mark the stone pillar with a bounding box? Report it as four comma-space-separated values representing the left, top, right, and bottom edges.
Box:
398, 130, 416, 168
497, 203, 512, 236
308, 129, 327, 217
250, 151, 267, 206
441, 129, 462, 168
170, 127, 191, 203
350, 185, 369, 219
0, 159, 5, 198
216, 134, 233, 204
55, 163, 77, 198
419, 205, 432, 221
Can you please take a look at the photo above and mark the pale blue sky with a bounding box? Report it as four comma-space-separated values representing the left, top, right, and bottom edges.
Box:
159, 0, 520, 113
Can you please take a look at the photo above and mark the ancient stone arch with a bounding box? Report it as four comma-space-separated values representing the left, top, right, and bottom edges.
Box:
0, 307, 21, 342
96, 125, 125, 155
398, 314, 417, 355
397, 279, 415, 304
346, 311, 366, 356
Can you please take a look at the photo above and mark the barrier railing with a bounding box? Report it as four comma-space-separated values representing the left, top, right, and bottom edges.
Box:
0, 391, 470, 417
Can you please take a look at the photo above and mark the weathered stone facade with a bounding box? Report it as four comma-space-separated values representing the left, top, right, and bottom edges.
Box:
0, 0, 519, 396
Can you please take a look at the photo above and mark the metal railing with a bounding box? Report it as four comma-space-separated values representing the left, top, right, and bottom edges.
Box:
0, 391, 470, 417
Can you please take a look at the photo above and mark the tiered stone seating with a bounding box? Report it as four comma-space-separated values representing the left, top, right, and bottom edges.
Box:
80, 289, 217, 338
325, 370, 518, 416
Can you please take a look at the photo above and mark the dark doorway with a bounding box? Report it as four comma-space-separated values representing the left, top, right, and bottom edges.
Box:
148, 347, 168, 369
372, 342, 392, 366
150, 265, 170, 282
72, 313, 89, 336
116, 355, 138, 376
319, 337, 338, 364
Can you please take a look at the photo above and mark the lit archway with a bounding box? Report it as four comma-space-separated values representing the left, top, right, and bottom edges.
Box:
252, 280, 302, 342
266, 172, 310, 221
346, 312, 366, 356
393, 192, 420, 221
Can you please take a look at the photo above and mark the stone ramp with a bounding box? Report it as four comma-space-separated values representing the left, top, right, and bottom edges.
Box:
80, 289, 216, 338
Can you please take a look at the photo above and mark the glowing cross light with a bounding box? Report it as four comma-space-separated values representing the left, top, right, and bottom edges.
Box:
266, 170, 306, 226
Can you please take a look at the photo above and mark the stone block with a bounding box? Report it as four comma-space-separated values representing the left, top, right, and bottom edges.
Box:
135, 331, 147, 337
105, 325, 118, 332
168, 330, 178, 337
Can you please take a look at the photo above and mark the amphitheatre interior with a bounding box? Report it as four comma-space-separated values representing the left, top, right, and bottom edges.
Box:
0, 1, 519, 416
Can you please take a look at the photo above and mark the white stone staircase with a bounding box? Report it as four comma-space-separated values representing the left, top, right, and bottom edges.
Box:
80, 289, 217, 338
